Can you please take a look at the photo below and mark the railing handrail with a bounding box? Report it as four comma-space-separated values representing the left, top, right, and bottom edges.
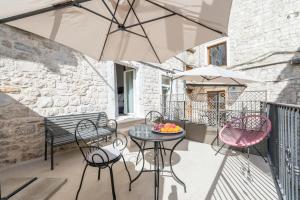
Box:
266, 101, 300, 109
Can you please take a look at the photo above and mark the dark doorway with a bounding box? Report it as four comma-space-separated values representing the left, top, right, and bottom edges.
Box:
116, 64, 125, 115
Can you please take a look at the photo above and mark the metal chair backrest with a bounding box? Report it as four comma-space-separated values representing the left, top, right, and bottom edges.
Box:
145, 111, 164, 125
75, 119, 108, 163
227, 114, 271, 134
219, 115, 272, 148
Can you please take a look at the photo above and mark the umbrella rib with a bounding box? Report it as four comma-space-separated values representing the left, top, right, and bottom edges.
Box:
74, 4, 118, 24
109, 13, 175, 35
230, 78, 243, 85
108, 28, 146, 38
108, 29, 119, 35
127, 0, 161, 63
201, 75, 212, 81
145, 0, 224, 35
101, 0, 120, 25
207, 76, 223, 81
122, 0, 136, 25
124, 30, 147, 38
99, 0, 121, 60
0, 0, 93, 24
125, 13, 176, 29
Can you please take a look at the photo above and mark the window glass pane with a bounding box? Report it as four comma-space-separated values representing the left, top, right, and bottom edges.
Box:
208, 43, 227, 66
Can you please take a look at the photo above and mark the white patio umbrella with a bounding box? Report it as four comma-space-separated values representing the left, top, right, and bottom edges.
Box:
0, 0, 232, 63
173, 65, 259, 85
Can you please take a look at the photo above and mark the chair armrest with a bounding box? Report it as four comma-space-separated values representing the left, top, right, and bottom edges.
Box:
107, 119, 118, 131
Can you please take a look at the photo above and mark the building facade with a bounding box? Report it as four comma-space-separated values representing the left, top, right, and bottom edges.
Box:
182, 0, 300, 104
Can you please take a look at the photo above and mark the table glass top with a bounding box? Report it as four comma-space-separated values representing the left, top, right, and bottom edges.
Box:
129, 124, 185, 142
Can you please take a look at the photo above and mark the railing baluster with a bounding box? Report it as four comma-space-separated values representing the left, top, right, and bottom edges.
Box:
294, 109, 299, 200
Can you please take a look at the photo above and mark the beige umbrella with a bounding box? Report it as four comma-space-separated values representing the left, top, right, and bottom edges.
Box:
0, 0, 232, 63
173, 65, 260, 85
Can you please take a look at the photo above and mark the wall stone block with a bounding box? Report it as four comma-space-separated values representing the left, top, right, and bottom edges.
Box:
37, 96, 54, 108
53, 96, 69, 107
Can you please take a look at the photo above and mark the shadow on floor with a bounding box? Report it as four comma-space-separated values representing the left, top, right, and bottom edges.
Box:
0, 139, 278, 200
205, 149, 278, 200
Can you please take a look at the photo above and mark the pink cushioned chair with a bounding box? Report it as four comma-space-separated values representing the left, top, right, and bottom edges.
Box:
215, 115, 271, 179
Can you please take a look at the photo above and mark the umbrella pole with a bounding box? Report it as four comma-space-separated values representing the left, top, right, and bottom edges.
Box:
168, 78, 173, 120
216, 94, 220, 146
211, 93, 220, 146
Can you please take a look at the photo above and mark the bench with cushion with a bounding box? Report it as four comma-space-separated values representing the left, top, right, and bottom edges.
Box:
44, 112, 117, 170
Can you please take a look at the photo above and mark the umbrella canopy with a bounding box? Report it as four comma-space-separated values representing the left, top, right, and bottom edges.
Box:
0, 0, 232, 63
173, 65, 259, 85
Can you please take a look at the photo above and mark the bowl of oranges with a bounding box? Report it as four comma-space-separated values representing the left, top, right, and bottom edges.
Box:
152, 123, 182, 134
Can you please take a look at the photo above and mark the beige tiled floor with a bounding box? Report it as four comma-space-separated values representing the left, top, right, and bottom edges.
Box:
0, 139, 279, 200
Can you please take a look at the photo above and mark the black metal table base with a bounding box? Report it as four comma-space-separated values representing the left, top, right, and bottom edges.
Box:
130, 138, 186, 200
0, 177, 38, 200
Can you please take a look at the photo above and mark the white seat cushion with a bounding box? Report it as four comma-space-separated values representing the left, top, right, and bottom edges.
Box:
87, 145, 120, 164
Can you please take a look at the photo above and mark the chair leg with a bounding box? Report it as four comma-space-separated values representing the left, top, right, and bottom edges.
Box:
253, 146, 268, 163
136, 141, 145, 165
76, 164, 88, 200
215, 143, 225, 155
211, 135, 218, 146
109, 166, 117, 200
161, 142, 166, 155
121, 155, 132, 191
246, 148, 253, 181
44, 140, 48, 161
159, 143, 164, 169
51, 139, 54, 170
98, 168, 101, 181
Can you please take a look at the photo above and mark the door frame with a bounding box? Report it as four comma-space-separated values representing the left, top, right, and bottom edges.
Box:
124, 69, 136, 115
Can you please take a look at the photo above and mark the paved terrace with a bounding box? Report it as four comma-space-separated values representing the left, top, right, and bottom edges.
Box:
0, 136, 279, 200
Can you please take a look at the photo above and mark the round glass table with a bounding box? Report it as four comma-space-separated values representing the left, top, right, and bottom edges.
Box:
129, 124, 186, 200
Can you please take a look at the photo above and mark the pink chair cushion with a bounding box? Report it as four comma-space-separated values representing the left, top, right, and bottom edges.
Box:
219, 127, 268, 148
218, 115, 271, 148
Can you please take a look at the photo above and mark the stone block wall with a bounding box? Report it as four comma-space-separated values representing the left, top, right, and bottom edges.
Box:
0, 25, 115, 169
0, 93, 44, 166
139, 64, 162, 115
138, 59, 184, 116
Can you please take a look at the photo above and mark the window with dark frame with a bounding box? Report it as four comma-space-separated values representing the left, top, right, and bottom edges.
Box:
207, 42, 227, 66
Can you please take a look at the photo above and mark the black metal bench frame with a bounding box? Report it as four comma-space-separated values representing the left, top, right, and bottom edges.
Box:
44, 112, 117, 170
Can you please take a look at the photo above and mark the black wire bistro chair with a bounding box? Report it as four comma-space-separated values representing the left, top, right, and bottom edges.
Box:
75, 119, 132, 200
136, 111, 167, 166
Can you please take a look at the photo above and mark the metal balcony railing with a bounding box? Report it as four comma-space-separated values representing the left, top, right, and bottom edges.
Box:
267, 102, 300, 200
161, 91, 300, 199
161, 91, 267, 127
